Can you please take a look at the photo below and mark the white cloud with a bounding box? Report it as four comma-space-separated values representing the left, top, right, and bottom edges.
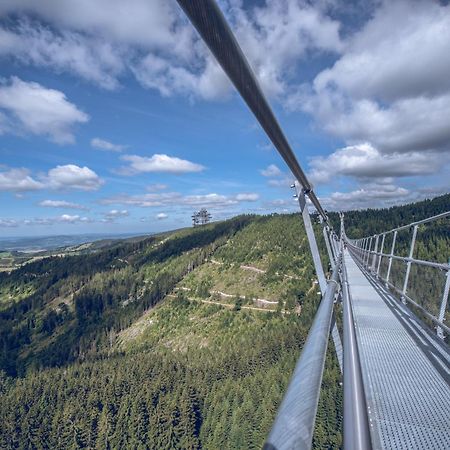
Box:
147, 183, 168, 191
156, 212, 168, 220
101, 190, 260, 210
91, 137, 126, 152
39, 199, 88, 210
0, 218, 18, 228
101, 191, 180, 207
235, 193, 259, 201
0, 20, 124, 90
46, 165, 103, 191
260, 164, 282, 177
309, 143, 444, 183
229, 0, 343, 98
301, 93, 450, 155
0, 164, 103, 193
0, 167, 43, 192
0, 0, 193, 54
106, 209, 128, 217
0, 77, 88, 144
120, 154, 205, 174
321, 183, 411, 211
313, 1, 450, 102
318, 182, 449, 211
291, 0, 450, 157
58, 214, 81, 223
0, 0, 344, 100
1, 215, 97, 227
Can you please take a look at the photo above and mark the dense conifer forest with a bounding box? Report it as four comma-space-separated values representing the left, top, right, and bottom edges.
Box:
0, 194, 448, 449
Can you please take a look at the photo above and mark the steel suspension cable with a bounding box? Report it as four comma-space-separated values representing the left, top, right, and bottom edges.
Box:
175, 0, 328, 222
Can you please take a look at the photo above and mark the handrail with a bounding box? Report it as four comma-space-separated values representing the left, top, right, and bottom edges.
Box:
344, 211, 450, 339
381, 211, 449, 235
351, 251, 449, 271
264, 251, 343, 450
341, 253, 372, 450
175, 0, 328, 223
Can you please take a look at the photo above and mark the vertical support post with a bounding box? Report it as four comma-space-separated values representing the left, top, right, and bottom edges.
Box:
376, 234, 386, 277
386, 231, 397, 286
371, 235, 379, 273
437, 267, 450, 340
323, 225, 335, 270
361, 238, 367, 263
296, 186, 327, 293
365, 237, 373, 267
402, 225, 418, 303
295, 185, 343, 373
331, 313, 343, 374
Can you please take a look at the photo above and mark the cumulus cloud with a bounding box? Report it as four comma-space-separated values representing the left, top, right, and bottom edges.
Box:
309, 143, 444, 183
291, 0, 450, 157
0, 218, 19, 228
46, 165, 104, 191
235, 193, 259, 201
0, 167, 43, 192
106, 209, 128, 218
147, 183, 168, 191
319, 182, 450, 211
0, 0, 344, 100
0, 0, 193, 53
91, 137, 126, 152
0, 77, 88, 143
120, 154, 205, 174
39, 199, 89, 210
58, 214, 81, 223
0, 20, 124, 90
0, 164, 103, 192
260, 164, 282, 177
0, 214, 95, 227
260, 164, 293, 188
320, 182, 411, 211
100, 190, 260, 210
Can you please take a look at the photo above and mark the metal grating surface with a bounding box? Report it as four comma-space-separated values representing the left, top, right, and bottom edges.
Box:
345, 250, 450, 450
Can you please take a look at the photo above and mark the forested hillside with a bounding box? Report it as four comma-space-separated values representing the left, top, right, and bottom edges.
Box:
0, 214, 342, 449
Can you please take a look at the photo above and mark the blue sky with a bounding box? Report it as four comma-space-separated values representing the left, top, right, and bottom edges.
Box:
1, 0, 449, 236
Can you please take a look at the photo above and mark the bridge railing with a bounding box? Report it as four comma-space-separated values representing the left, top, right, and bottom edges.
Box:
345, 212, 450, 339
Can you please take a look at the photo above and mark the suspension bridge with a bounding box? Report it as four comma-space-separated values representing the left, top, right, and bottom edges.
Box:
176, 1, 450, 448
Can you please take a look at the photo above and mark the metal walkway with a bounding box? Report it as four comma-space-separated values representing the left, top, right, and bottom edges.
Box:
345, 249, 450, 450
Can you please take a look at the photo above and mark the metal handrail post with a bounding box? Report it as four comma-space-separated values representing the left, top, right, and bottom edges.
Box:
295, 185, 327, 293
296, 188, 344, 373
401, 225, 418, 303
362, 238, 367, 264
437, 267, 450, 339
365, 237, 373, 267
323, 225, 336, 270
386, 231, 397, 287
376, 234, 386, 277
371, 235, 379, 273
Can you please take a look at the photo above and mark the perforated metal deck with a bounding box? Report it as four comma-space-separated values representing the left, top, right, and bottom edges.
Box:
345, 250, 450, 450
